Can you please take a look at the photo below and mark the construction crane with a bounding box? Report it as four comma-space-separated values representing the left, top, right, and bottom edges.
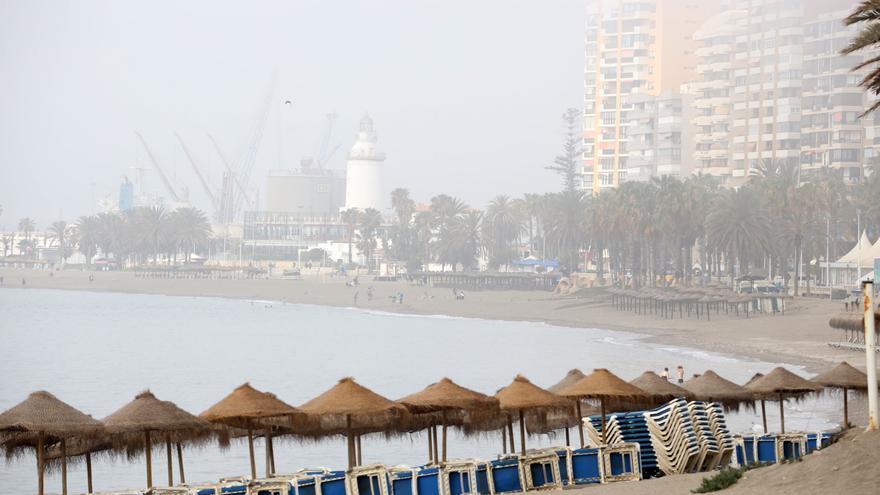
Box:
135, 131, 182, 202
208, 133, 253, 208
231, 78, 276, 216
314, 113, 340, 170
175, 132, 218, 214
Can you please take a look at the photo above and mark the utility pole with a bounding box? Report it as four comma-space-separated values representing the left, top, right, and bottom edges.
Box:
865, 280, 878, 430
827, 218, 831, 300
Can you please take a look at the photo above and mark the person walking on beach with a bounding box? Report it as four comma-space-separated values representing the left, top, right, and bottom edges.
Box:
660, 367, 669, 380
354, 291, 359, 305
676, 365, 685, 384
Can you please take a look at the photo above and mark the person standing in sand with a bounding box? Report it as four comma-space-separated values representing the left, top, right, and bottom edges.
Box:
354, 291, 359, 305
660, 367, 669, 380
676, 365, 685, 384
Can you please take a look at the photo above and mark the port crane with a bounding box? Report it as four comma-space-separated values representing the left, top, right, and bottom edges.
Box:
135, 131, 184, 203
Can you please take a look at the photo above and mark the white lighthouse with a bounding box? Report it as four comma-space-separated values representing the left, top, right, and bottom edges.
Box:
344, 114, 385, 211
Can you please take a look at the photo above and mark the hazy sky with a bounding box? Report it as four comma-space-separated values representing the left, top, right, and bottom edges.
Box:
0, 0, 585, 228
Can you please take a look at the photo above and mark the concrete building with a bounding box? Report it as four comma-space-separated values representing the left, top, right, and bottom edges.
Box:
344, 114, 385, 211
582, 0, 712, 193
625, 90, 694, 181
801, 8, 873, 184
265, 164, 346, 218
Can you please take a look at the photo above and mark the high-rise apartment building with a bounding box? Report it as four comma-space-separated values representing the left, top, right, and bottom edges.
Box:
801, 9, 873, 184
582, 0, 711, 193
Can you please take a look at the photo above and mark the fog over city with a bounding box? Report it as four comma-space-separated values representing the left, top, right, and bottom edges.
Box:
0, 0, 587, 226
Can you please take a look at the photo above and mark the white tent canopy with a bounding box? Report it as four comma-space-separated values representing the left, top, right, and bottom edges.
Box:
836, 231, 876, 268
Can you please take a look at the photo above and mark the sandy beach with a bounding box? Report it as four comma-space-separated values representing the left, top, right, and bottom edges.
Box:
1, 267, 863, 373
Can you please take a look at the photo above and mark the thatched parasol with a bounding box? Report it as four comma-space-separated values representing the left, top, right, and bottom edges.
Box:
0, 391, 103, 495
558, 368, 647, 445
545, 369, 588, 447
495, 375, 572, 455
812, 362, 869, 428
104, 391, 211, 488
398, 377, 498, 463
200, 383, 300, 479
745, 367, 821, 433
299, 377, 409, 469
742, 373, 767, 433
629, 371, 694, 404
682, 370, 754, 411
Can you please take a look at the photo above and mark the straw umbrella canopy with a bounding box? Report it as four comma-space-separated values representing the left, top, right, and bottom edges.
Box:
494, 375, 573, 455
742, 373, 768, 433
398, 377, 499, 463
745, 367, 822, 433
103, 391, 211, 489
812, 362, 869, 428
0, 391, 103, 495
682, 370, 754, 411
200, 383, 301, 479
558, 368, 648, 446
545, 369, 587, 447
629, 371, 695, 405
298, 377, 409, 469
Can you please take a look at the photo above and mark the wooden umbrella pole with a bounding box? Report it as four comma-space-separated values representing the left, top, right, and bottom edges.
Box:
441, 410, 448, 463
86, 452, 93, 494
760, 400, 767, 434
60, 437, 68, 495
37, 432, 45, 495
246, 422, 256, 479
166, 434, 174, 486
506, 417, 515, 453
843, 387, 849, 427
145, 430, 153, 488
265, 429, 272, 477
356, 434, 363, 466
432, 425, 439, 463
346, 414, 354, 469
576, 401, 585, 447
428, 426, 435, 461
268, 433, 276, 475
176, 443, 186, 484
501, 426, 507, 455
600, 398, 607, 445
778, 394, 785, 433
518, 409, 526, 456
564, 427, 570, 447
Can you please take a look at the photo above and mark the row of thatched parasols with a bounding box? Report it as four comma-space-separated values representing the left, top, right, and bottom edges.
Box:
0, 363, 870, 495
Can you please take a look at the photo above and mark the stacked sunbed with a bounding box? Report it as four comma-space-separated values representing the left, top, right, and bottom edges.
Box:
733, 431, 833, 466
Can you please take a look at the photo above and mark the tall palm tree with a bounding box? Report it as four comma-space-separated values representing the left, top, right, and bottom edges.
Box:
390, 188, 416, 262
340, 208, 361, 265
18, 217, 35, 242
483, 195, 523, 269
436, 210, 482, 271
48, 220, 71, 263
135, 206, 168, 265
75, 215, 102, 265
842, 1, 880, 115
705, 187, 774, 285
168, 207, 212, 264
356, 208, 383, 271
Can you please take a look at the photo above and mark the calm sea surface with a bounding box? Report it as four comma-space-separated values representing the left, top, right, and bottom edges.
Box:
0, 288, 837, 494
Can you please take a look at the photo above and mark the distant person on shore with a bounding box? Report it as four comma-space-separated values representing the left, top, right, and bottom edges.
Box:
0, 276, 4, 286
676, 365, 685, 384
398, 292, 404, 304
354, 291, 359, 305
21, 278, 26, 287
660, 367, 669, 380
89, 274, 94, 283
367, 286, 374, 302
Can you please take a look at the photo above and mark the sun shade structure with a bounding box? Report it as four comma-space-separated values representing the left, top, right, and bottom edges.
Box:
200, 383, 301, 479
0, 391, 103, 495
299, 377, 409, 468
812, 362, 869, 428
629, 371, 695, 404
495, 375, 572, 455
398, 377, 499, 463
558, 368, 648, 446
545, 369, 588, 447
745, 367, 822, 433
742, 373, 768, 433
104, 391, 211, 489
682, 370, 754, 411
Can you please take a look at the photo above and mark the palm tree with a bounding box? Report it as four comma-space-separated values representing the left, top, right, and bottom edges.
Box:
135, 206, 168, 265
436, 210, 482, 271
390, 188, 416, 262
168, 207, 212, 264
340, 208, 361, 265
356, 208, 383, 271
75, 215, 101, 265
18, 217, 35, 243
705, 187, 774, 286
842, 1, 880, 115
48, 220, 72, 263
483, 195, 523, 269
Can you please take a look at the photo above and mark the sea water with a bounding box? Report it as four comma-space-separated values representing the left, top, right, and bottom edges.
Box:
0, 288, 838, 493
